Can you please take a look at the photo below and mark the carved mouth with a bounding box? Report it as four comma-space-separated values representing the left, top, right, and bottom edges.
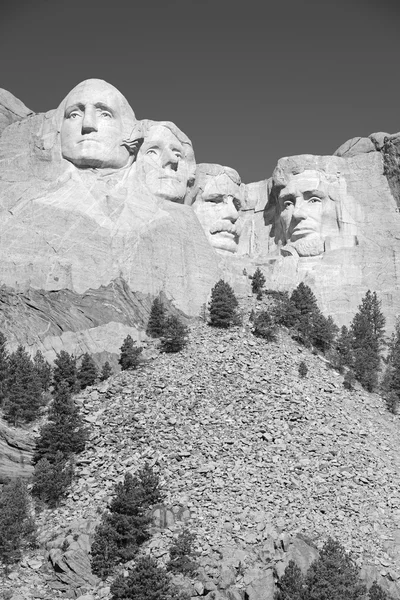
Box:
78, 138, 100, 144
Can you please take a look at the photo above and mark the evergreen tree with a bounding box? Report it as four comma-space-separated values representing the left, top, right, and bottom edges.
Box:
167, 528, 198, 576
78, 352, 98, 389
351, 291, 385, 391
274, 560, 304, 600
91, 466, 164, 579
0, 478, 35, 570
298, 361, 308, 378
382, 318, 400, 411
53, 350, 79, 393
111, 555, 182, 600
119, 335, 143, 371
33, 350, 52, 392
208, 279, 239, 329
251, 268, 266, 296
368, 581, 391, 600
335, 325, 354, 372
146, 297, 167, 338
100, 361, 113, 381
303, 538, 366, 600
3, 346, 42, 425
0, 331, 9, 406
289, 282, 319, 344
160, 316, 188, 353
32, 452, 74, 507
33, 380, 87, 465
311, 314, 338, 353
252, 310, 277, 341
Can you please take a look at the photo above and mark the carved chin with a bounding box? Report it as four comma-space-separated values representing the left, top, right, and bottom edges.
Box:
284, 236, 324, 257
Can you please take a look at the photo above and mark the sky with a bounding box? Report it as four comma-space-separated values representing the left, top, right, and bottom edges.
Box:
1, 0, 400, 183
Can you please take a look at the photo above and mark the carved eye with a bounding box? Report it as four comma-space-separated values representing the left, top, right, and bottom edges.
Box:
146, 149, 158, 156
308, 196, 321, 203
100, 111, 112, 118
68, 111, 81, 119
283, 200, 294, 208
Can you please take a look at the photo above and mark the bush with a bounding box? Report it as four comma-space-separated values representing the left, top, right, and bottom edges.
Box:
111, 555, 184, 600
160, 316, 188, 353
119, 335, 143, 371
252, 311, 277, 341
208, 280, 239, 329
343, 370, 356, 391
251, 268, 266, 296
274, 560, 304, 600
0, 479, 35, 570
167, 528, 197, 576
298, 361, 308, 378
100, 361, 113, 381
146, 297, 167, 338
53, 350, 79, 393
368, 581, 391, 599
78, 352, 98, 389
32, 453, 74, 507
91, 465, 164, 579
3, 346, 42, 425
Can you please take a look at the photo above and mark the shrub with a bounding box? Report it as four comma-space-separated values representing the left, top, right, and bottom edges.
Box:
303, 538, 366, 600
146, 297, 167, 338
100, 361, 113, 381
160, 316, 188, 353
298, 361, 308, 378
274, 560, 304, 600
208, 279, 238, 329
343, 370, 356, 391
111, 555, 183, 600
3, 346, 42, 425
91, 465, 164, 579
167, 528, 197, 576
385, 391, 399, 415
78, 352, 98, 389
252, 311, 277, 341
53, 350, 79, 393
119, 335, 143, 371
368, 581, 391, 599
251, 268, 266, 296
0, 479, 35, 570
32, 453, 74, 507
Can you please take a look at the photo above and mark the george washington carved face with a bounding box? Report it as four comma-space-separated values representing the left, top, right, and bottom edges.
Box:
60, 79, 136, 169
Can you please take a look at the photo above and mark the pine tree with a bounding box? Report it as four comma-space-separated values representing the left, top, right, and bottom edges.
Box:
53, 350, 79, 393
119, 335, 143, 371
311, 314, 338, 353
336, 325, 354, 372
382, 318, 400, 411
351, 291, 385, 391
3, 346, 42, 425
289, 282, 319, 344
146, 297, 167, 338
274, 560, 304, 600
78, 352, 98, 389
298, 361, 308, 378
167, 528, 198, 576
91, 466, 164, 579
111, 555, 180, 600
33, 350, 52, 392
160, 316, 188, 353
32, 452, 74, 507
252, 310, 277, 341
33, 380, 87, 465
368, 581, 391, 600
251, 268, 266, 296
208, 279, 239, 329
303, 538, 366, 600
0, 478, 35, 570
100, 361, 113, 381
0, 331, 9, 406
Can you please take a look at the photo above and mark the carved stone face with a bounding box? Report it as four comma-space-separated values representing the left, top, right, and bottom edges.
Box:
61, 80, 133, 169
278, 170, 328, 257
193, 172, 242, 254
135, 125, 192, 201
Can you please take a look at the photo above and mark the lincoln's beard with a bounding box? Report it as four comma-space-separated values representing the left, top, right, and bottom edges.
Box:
283, 235, 324, 257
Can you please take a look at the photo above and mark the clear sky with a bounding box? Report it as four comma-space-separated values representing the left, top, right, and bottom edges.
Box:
1, 0, 399, 182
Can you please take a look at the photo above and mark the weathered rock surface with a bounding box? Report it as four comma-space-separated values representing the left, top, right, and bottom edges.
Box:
0, 88, 33, 135
0, 417, 35, 482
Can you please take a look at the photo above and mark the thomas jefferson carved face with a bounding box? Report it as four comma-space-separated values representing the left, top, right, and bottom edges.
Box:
61, 79, 135, 169
193, 170, 242, 254
278, 170, 328, 257
135, 125, 193, 201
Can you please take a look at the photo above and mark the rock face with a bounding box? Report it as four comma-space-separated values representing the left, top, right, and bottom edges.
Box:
0, 88, 33, 135
0, 417, 35, 483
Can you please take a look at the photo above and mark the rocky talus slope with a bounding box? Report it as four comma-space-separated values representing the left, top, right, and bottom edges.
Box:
4, 318, 400, 599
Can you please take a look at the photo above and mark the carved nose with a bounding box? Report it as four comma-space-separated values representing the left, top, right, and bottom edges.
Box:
222, 197, 239, 222
162, 149, 179, 171
293, 201, 308, 221
81, 109, 98, 134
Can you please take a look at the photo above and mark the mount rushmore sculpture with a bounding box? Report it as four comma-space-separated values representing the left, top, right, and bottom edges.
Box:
1, 77, 400, 361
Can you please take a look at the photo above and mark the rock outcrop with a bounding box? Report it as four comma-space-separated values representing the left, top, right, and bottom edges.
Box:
0, 88, 33, 135
0, 417, 35, 483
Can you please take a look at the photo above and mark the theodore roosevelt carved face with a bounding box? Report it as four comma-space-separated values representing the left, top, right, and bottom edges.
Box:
135, 121, 196, 202
189, 165, 243, 254
60, 79, 136, 169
